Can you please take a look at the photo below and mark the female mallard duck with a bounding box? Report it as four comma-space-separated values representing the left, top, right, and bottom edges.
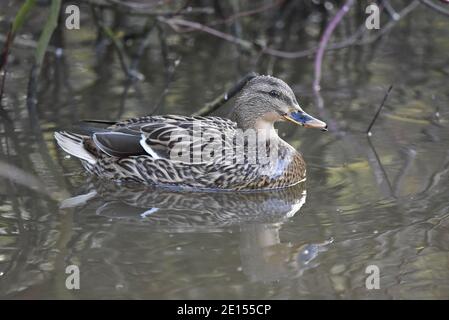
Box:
55, 75, 327, 191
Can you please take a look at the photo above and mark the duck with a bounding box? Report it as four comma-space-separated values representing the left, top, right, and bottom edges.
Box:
54, 75, 327, 191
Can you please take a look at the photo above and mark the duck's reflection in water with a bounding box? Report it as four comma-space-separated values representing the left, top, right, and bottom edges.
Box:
63, 181, 332, 283
240, 224, 332, 282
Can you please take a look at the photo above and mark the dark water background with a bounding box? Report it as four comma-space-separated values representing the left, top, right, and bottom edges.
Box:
0, 1, 449, 299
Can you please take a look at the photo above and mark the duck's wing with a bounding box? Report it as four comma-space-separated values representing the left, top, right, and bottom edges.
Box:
139, 115, 237, 162
89, 115, 237, 160
92, 131, 147, 157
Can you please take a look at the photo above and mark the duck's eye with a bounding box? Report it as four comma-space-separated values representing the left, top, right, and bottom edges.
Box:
268, 90, 281, 98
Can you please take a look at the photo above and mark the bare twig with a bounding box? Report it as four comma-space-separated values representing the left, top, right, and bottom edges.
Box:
162, 1, 420, 61
420, 0, 449, 16
366, 85, 393, 135
80, 0, 214, 16
160, 16, 358, 60
161, 17, 254, 51
130, 19, 158, 72
312, 87, 396, 198
192, 72, 258, 116
106, 0, 164, 10
381, 0, 400, 20
313, 0, 355, 92
208, 1, 282, 26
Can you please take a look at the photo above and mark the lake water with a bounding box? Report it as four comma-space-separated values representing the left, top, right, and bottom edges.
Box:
0, 1, 448, 299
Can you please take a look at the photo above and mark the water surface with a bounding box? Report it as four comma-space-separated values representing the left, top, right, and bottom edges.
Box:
0, 2, 448, 299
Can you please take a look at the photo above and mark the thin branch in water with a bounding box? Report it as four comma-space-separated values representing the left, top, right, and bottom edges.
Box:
156, 22, 170, 72
161, 17, 255, 51
176, 0, 194, 15
129, 19, 158, 72
192, 72, 258, 117
366, 135, 395, 197
116, 81, 131, 119
381, 0, 400, 20
105, 0, 164, 10
90, 5, 143, 80
149, 58, 182, 115
160, 11, 364, 61
420, 0, 449, 17
0, 160, 55, 199
366, 85, 393, 135
207, 1, 282, 27
313, 0, 355, 92
81, 0, 214, 16
146, 21, 181, 116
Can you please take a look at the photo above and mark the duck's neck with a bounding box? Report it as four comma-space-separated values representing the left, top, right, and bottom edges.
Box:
231, 108, 280, 140
253, 118, 279, 140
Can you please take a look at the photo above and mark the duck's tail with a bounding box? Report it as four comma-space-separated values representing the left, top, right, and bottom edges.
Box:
54, 131, 97, 164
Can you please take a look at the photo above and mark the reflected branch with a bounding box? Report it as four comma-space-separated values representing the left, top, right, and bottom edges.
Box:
393, 148, 417, 197
90, 5, 143, 80
0, 160, 54, 198
366, 136, 395, 197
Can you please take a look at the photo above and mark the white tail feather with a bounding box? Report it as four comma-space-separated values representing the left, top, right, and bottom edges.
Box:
54, 132, 97, 164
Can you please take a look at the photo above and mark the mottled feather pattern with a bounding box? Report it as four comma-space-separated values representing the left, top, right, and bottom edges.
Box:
70, 179, 307, 227
57, 114, 306, 191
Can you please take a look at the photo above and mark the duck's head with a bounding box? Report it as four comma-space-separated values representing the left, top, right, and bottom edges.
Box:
232, 75, 327, 132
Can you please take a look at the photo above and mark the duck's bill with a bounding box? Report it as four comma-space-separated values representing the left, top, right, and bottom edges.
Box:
284, 111, 328, 131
